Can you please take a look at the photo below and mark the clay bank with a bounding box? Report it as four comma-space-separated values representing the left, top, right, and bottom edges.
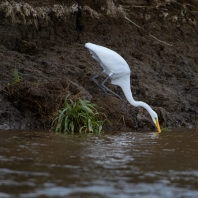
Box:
0, 0, 197, 131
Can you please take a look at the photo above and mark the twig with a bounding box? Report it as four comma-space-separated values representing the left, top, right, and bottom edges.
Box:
125, 16, 173, 46
149, 34, 173, 46
116, 115, 123, 125
131, 5, 151, 8
125, 16, 140, 28
116, 115, 127, 132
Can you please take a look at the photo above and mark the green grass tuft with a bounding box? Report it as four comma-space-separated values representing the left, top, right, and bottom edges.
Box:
53, 97, 107, 134
7, 68, 23, 86
193, 5, 198, 11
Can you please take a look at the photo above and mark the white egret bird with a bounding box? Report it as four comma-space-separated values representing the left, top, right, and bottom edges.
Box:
85, 42, 161, 132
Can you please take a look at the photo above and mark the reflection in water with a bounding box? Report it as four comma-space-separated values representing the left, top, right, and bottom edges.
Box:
0, 129, 198, 198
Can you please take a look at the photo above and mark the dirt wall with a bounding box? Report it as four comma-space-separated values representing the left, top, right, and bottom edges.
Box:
0, 0, 197, 131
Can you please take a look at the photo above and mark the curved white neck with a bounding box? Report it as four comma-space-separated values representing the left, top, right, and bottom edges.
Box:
118, 77, 154, 117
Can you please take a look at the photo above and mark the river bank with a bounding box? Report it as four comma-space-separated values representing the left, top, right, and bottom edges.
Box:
0, 0, 197, 131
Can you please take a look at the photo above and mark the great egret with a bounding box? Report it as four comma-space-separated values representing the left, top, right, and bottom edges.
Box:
85, 42, 161, 133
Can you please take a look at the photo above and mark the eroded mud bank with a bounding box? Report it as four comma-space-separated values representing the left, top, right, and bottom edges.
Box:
0, 0, 197, 131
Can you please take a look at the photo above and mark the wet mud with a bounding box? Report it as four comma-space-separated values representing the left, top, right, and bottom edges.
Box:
0, 0, 197, 131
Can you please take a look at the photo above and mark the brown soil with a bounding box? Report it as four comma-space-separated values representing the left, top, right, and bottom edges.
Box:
0, 0, 197, 131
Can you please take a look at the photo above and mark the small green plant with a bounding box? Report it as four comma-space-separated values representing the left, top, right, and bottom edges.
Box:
192, 5, 198, 11
181, 8, 186, 16
161, 127, 172, 132
7, 68, 23, 86
53, 97, 107, 134
129, 50, 133, 55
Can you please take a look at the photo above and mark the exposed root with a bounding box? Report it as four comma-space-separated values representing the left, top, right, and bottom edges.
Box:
115, 115, 127, 132
125, 16, 173, 46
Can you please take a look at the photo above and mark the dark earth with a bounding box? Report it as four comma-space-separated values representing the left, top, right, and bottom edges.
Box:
0, 0, 197, 132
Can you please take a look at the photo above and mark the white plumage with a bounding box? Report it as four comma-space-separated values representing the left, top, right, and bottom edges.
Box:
85, 42, 161, 132
85, 42, 130, 76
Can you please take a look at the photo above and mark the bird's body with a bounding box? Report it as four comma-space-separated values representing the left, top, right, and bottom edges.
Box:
85, 42, 161, 132
85, 43, 130, 77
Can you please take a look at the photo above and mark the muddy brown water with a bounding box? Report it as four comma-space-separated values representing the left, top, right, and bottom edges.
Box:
0, 129, 198, 198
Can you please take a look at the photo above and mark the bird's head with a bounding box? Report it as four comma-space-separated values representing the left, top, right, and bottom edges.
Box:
150, 110, 161, 133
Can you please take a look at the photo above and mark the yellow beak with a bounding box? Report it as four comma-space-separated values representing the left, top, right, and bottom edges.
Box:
155, 118, 161, 133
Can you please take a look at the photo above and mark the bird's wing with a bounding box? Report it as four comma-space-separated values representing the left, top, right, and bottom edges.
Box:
85, 43, 130, 75
88, 49, 101, 63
